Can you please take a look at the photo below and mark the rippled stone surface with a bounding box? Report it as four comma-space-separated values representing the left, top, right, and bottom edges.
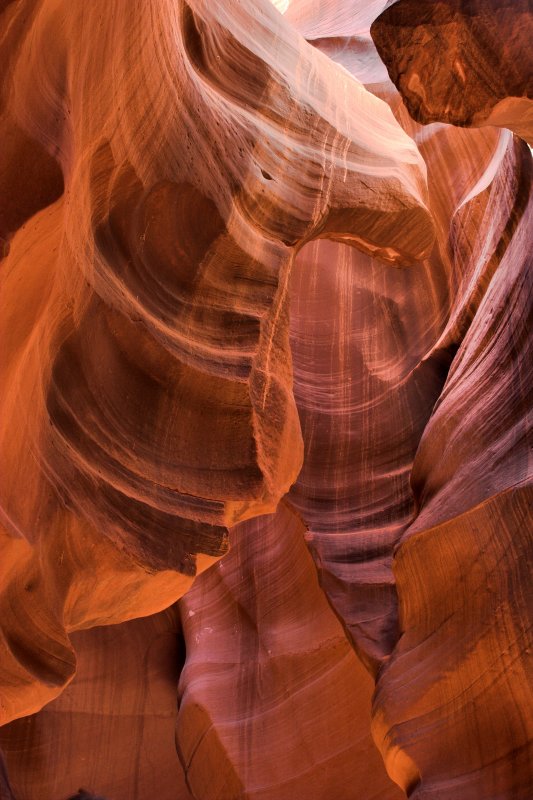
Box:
0, 0, 531, 798
0, 0, 431, 726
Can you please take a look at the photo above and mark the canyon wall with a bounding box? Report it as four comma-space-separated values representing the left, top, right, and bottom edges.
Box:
0, 1, 531, 798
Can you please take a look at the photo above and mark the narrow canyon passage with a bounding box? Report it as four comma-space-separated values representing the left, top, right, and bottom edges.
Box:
0, 1, 531, 799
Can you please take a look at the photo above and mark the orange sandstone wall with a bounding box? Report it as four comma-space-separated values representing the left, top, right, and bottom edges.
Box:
0, 1, 531, 798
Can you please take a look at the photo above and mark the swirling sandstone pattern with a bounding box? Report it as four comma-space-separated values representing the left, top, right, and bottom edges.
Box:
0, 0, 431, 726
0, 0, 531, 799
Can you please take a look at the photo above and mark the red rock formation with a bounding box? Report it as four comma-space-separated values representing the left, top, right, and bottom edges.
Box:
292, 5, 533, 796
372, 139, 533, 799
0, 610, 192, 799
177, 502, 401, 800
0, 0, 432, 727
371, 0, 533, 145
1, 0, 532, 798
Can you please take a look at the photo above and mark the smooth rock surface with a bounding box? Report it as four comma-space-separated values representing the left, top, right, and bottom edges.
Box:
0, 612, 192, 799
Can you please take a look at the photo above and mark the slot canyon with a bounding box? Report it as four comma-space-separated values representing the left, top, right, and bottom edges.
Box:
0, 1, 531, 798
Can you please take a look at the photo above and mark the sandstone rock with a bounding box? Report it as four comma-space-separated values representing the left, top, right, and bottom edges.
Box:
371, 0, 533, 144
372, 138, 533, 798
0, 0, 432, 725
0, 611, 191, 799
0, 0, 531, 798
177, 502, 401, 799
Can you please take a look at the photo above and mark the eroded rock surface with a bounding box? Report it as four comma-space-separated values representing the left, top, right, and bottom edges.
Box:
0, 0, 432, 726
0, 611, 192, 799
0, 0, 531, 799
371, 0, 533, 144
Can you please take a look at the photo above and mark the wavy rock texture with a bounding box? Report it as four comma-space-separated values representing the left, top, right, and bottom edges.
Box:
177, 502, 400, 800
371, 0, 533, 145
372, 142, 533, 799
0, 0, 432, 726
286, 3, 533, 796
0, 0, 532, 799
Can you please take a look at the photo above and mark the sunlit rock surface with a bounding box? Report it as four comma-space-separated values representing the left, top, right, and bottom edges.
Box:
177, 503, 400, 800
0, 0, 431, 726
0, 0, 531, 798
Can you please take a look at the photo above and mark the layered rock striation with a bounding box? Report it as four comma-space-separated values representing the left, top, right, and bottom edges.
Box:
0, 0, 531, 799
0, 0, 432, 726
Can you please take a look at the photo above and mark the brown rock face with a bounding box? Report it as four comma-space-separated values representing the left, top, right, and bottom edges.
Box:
372, 140, 533, 798
0, 0, 532, 799
371, 0, 533, 144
